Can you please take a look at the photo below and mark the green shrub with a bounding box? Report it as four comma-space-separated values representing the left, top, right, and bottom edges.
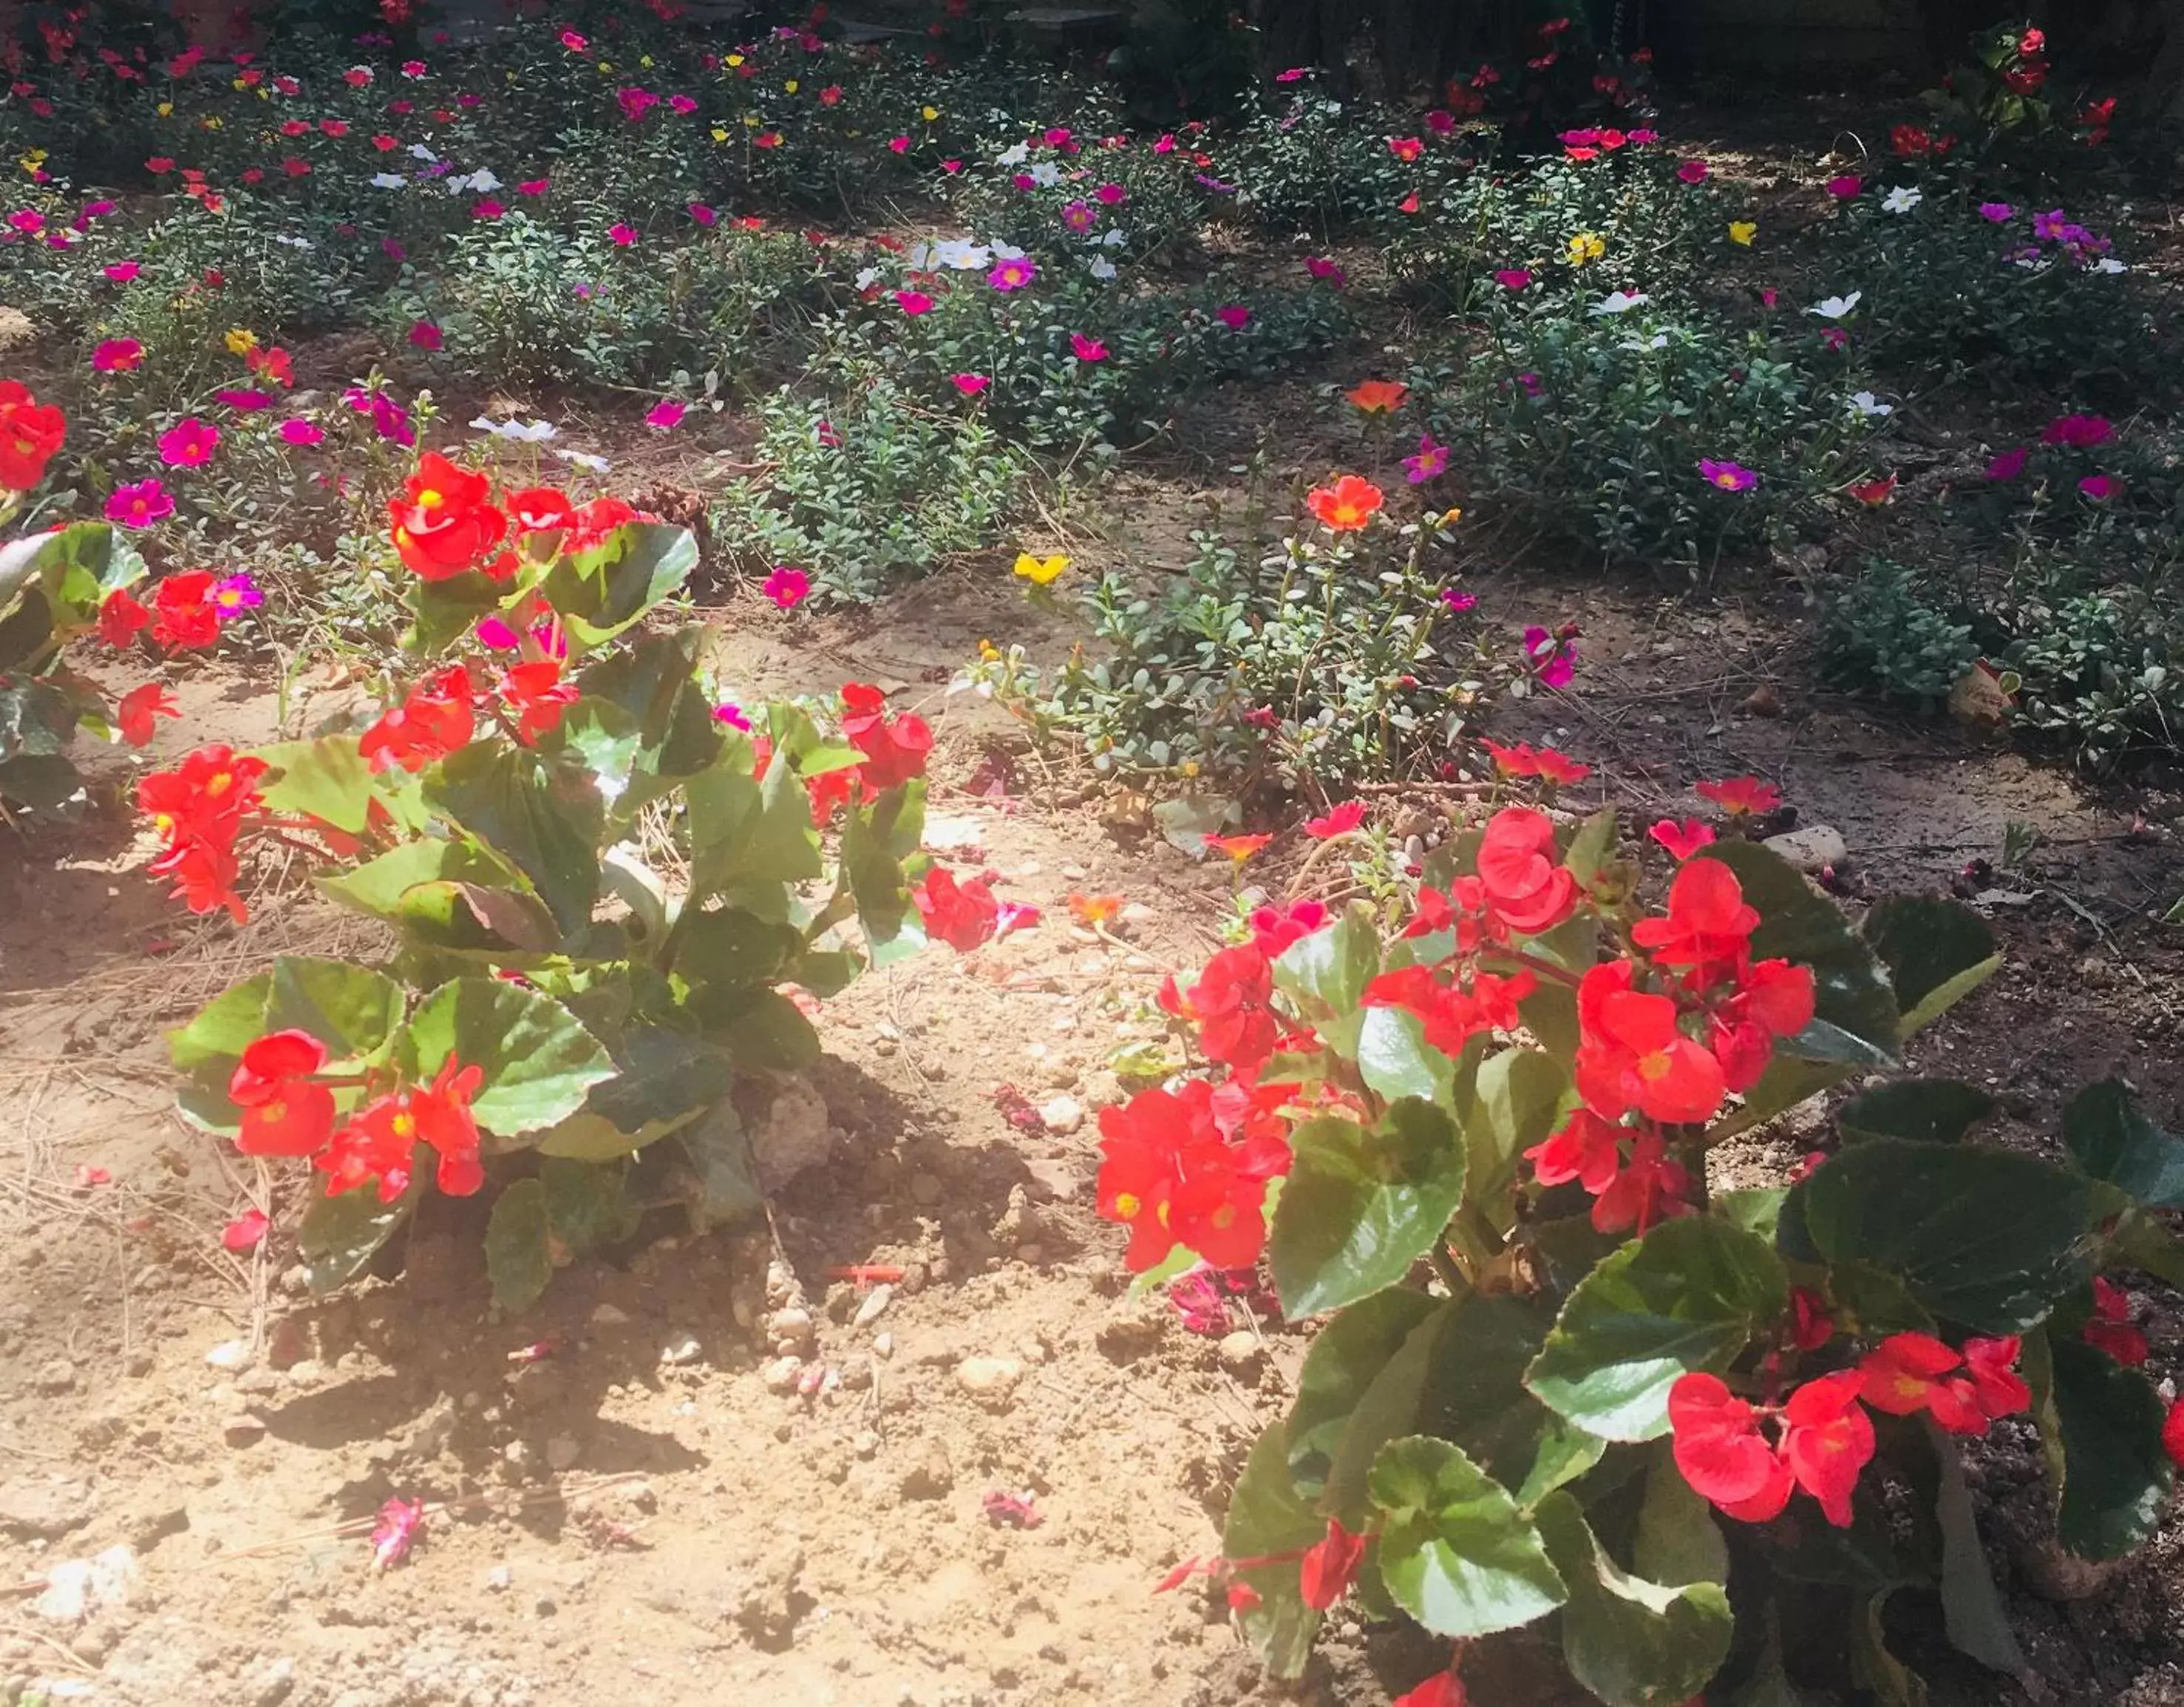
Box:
1817, 559, 1979, 707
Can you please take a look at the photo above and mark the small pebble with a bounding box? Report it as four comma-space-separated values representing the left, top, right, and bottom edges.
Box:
852, 1286, 893, 1329
761, 1356, 803, 1394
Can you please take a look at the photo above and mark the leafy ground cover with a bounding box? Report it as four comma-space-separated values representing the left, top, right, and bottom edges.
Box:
5, 8, 2184, 1707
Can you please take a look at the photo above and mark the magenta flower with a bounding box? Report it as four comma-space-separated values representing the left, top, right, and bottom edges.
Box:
1304, 256, 1347, 288
763, 565, 811, 608
1214, 305, 1251, 330
1274, 66, 1307, 82
669, 94, 698, 115
1404, 434, 1449, 484
157, 418, 220, 468
472, 199, 503, 220
712, 702, 752, 730
608, 223, 637, 247
888, 135, 912, 155
1978, 201, 2015, 223
1627, 127, 1661, 146
1061, 200, 1098, 233
215, 387, 273, 412
1698, 458, 1758, 492
106, 479, 174, 529
476, 616, 523, 651
1825, 174, 1862, 198
645, 399, 687, 431
1986, 447, 2029, 481
1095, 183, 1126, 206
8, 208, 42, 235
519, 179, 549, 197
689, 202, 718, 225
894, 289, 935, 315
986, 256, 1038, 291
1070, 333, 1109, 362
2043, 413, 2113, 449
950, 373, 990, 395
1441, 588, 1478, 612
212, 572, 262, 616
1677, 159, 1710, 183
81, 200, 115, 219
279, 419, 324, 447
409, 319, 443, 351
92, 338, 143, 373
103, 260, 141, 283
1523, 625, 1579, 688
2079, 473, 2123, 501
1494, 268, 1531, 291
1820, 327, 1848, 352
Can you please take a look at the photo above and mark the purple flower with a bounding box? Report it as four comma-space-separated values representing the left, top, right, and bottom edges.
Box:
1403, 433, 1450, 484
213, 572, 262, 616
2078, 473, 2123, 501
1986, 447, 2029, 481
1978, 201, 2015, 223
1698, 458, 1759, 492
1523, 624, 1579, 689
2043, 413, 2113, 449
2032, 208, 2068, 242
106, 478, 174, 529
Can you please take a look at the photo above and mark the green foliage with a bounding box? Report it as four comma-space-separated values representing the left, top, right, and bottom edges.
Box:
966, 508, 1476, 787
1818, 560, 1979, 708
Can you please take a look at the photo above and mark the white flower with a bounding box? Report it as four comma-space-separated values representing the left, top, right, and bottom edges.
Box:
1847, 391, 1892, 417
2092, 257, 2128, 274
1589, 291, 1650, 315
2010, 254, 2049, 272
1807, 291, 1862, 319
407, 143, 438, 162
853, 265, 882, 291
473, 416, 558, 443
372, 172, 407, 189
1026, 162, 1063, 187
996, 142, 1030, 166
273, 234, 313, 250
924, 237, 988, 270
558, 449, 611, 473
990, 241, 1027, 260
1881, 186, 1922, 214
1099, 228, 1128, 248
1620, 333, 1668, 351
466, 167, 500, 193
1087, 256, 1117, 280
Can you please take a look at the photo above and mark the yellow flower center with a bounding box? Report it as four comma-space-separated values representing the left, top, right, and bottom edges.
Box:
1636, 1051, 1672, 1082
205, 772, 232, 797
1113, 1191, 1141, 1219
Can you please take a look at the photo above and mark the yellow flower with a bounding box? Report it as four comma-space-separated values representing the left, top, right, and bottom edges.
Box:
639, 54, 653, 68
921, 105, 940, 121
1013, 552, 1069, 586
978, 639, 1001, 662
726, 52, 744, 67
784, 78, 800, 93
156, 101, 174, 118
204, 116, 222, 130
231, 77, 248, 90
1432, 506, 1463, 527
225, 328, 258, 356
1565, 231, 1605, 266
598, 61, 614, 75
742, 112, 761, 128
710, 126, 729, 143
1728, 221, 1758, 246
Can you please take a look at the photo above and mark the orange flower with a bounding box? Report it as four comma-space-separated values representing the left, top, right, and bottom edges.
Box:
1066, 892, 1125, 926
1205, 833, 1273, 864
1305, 475, 1384, 532
1345, 379, 1409, 414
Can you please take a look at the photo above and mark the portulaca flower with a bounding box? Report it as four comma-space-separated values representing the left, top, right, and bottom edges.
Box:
1590, 291, 1650, 315
473, 416, 558, 443
1025, 162, 1063, 187
1847, 391, 1892, 417
407, 143, 438, 161
2092, 257, 2128, 274
558, 449, 611, 473
853, 265, 882, 291
1087, 256, 1117, 280
1621, 333, 1668, 351
1881, 186, 1922, 214
997, 142, 1030, 166
1808, 291, 1862, 319
1099, 228, 1128, 248
372, 172, 406, 189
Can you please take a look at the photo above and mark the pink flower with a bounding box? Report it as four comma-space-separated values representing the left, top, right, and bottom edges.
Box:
157, 418, 220, 468
409, 319, 443, 350
1304, 256, 1347, 287
1495, 268, 1531, 290
559, 28, 588, 51
608, 223, 637, 246
1627, 128, 1660, 146
1070, 333, 1109, 362
1678, 160, 1710, 183
102, 260, 140, 282
106, 478, 174, 529
278, 419, 324, 447
472, 199, 503, 220
1760, 287, 1780, 309
645, 399, 687, 430
669, 94, 698, 115
894, 289, 935, 315
888, 135, 912, 155
713, 701, 751, 730
1826, 174, 1862, 198
1061, 199, 1097, 232
763, 565, 811, 608
1214, 305, 1251, 330
689, 202, 718, 225
2079, 473, 2123, 501
518, 179, 549, 197
1441, 588, 1477, 612
215, 387, 273, 411
92, 337, 143, 372
987, 256, 1038, 291
951, 373, 991, 395
1987, 447, 2029, 481
1095, 183, 1126, 205
2043, 413, 2113, 449
1523, 623, 1579, 688
1820, 326, 1848, 351
1404, 434, 1449, 483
